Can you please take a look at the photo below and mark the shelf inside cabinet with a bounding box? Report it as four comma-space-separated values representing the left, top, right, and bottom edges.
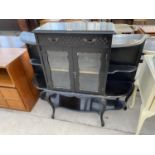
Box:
50, 69, 99, 74
79, 71, 99, 75
106, 80, 133, 96
0, 68, 14, 87
108, 65, 137, 74
51, 68, 69, 72
30, 59, 41, 66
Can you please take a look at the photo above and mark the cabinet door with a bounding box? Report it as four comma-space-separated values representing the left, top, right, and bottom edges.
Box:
73, 48, 108, 95
42, 47, 74, 91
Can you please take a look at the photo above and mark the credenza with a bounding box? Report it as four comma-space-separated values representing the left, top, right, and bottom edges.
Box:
0, 48, 39, 111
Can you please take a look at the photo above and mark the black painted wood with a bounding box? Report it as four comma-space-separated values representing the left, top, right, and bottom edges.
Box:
37, 34, 113, 95
33, 22, 116, 34
33, 22, 115, 126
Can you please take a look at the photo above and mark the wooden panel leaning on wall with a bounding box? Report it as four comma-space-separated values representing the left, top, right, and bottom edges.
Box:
0, 48, 39, 111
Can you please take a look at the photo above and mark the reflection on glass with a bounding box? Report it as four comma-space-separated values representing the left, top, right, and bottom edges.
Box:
78, 52, 101, 74
52, 71, 70, 89
47, 51, 69, 71
78, 52, 101, 92
47, 50, 70, 89
79, 74, 99, 92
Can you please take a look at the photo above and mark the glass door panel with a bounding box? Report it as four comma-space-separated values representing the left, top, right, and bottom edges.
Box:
77, 52, 102, 92
79, 74, 99, 92
78, 52, 101, 74
51, 71, 70, 89
47, 50, 71, 89
47, 51, 69, 71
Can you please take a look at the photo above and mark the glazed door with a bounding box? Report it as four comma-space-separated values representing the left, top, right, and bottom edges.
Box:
73, 47, 108, 95
42, 46, 74, 91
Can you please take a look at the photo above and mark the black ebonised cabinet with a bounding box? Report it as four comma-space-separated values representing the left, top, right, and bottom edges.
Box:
31, 22, 115, 126
36, 33, 113, 95
20, 24, 147, 126
34, 22, 115, 96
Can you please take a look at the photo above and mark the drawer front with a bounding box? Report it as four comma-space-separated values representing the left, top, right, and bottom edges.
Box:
0, 91, 3, 99
38, 34, 111, 48
6, 99, 25, 110
0, 98, 8, 108
0, 88, 21, 100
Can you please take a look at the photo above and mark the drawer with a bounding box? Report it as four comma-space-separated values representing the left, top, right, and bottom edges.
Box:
77, 35, 110, 47
0, 91, 3, 99
0, 98, 8, 108
38, 34, 70, 46
38, 34, 111, 47
6, 99, 25, 110
0, 88, 21, 100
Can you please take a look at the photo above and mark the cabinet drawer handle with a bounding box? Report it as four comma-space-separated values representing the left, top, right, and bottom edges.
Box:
48, 38, 59, 42
83, 38, 97, 43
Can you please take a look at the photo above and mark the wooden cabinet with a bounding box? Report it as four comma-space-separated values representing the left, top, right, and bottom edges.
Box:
0, 48, 39, 111
0, 88, 21, 99
0, 98, 7, 107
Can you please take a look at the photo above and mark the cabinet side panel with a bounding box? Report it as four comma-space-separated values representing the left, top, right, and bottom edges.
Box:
7, 54, 38, 111
19, 50, 39, 103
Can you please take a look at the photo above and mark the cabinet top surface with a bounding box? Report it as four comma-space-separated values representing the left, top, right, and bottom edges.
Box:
0, 36, 25, 48
34, 22, 116, 34
0, 48, 26, 68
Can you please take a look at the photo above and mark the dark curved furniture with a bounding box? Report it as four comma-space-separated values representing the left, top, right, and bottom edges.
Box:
19, 31, 47, 89
20, 22, 115, 127
20, 29, 147, 126
111, 34, 146, 66
106, 34, 147, 105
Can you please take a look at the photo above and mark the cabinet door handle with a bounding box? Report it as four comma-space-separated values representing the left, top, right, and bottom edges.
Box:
83, 38, 97, 43
48, 38, 59, 42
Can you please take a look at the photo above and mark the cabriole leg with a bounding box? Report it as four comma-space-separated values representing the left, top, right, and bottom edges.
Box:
99, 99, 106, 127
48, 94, 56, 119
